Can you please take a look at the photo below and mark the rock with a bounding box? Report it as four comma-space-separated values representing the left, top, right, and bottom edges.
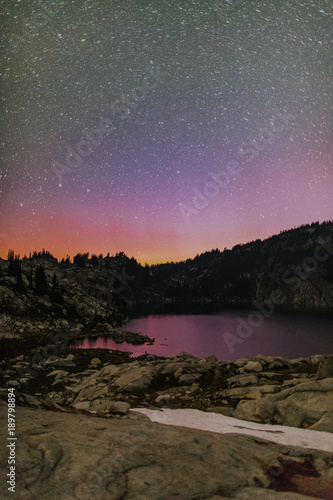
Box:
316, 356, 333, 379
90, 357, 102, 365
47, 370, 69, 380
234, 399, 277, 423
281, 378, 308, 387
178, 373, 201, 385
176, 351, 198, 360
268, 360, 292, 370
2, 404, 332, 500
219, 387, 264, 399
205, 355, 218, 363
259, 385, 277, 394
290, 378, 333, 394
276, 383, 333, 428
234, 378, 333, 430
226, 374, 258, 387
114, 365, 159, 392
155, 394, 171, 406
73, 401, 90, 411
73, 383, 109, 402
45, 358, 76, 368
146, 354, 156, 362
18, 393, 42, 407
7, 380, 20, 386
10, 354, 24, 362
73, 399, 129, 414
109, 401, 130, 415
127, 411, 151, 422
207, 406, 234, 417
161, 361, 190, 375
244, 361, 263, 372
308, 411, 333, 432
196, 362, 215, 374
98, 364, 122, 378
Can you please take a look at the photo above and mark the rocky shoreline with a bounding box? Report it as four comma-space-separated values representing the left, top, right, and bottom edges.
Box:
1, 329, 333, 498
74, 325, 154, 345
1, 344, 333, 433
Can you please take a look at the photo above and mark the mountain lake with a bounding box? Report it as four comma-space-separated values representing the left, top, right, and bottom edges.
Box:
74, 309, 333, 361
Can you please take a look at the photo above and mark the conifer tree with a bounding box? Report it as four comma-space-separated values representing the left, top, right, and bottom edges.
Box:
35, 265, 48, 296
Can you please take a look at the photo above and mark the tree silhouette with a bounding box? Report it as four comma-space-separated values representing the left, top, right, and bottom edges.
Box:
49, 272, 64, 303
7, 250, 21, 277
35, 265, 48, 296
90, 254, 99, 267
14, 264, 26, 293
73, 253, 89, 267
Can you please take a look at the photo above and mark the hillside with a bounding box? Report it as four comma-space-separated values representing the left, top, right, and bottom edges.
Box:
0, 221, 332, 346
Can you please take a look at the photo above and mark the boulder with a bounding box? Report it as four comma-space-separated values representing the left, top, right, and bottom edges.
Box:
114, 365, 158, 392
219, 387, 264, 399
47, 370, 69, 380
235, 397, 280, 423
234, 378, 333, 430
73, 399, 130, 414
268, 360, 292, 370
109, 401, 130, 415
176, 351, 198, 360
316, 356, 333, 379
2, 404, 332, 500
178, 373, 201, 385
207, 406, 234, 417
244, 361, 263, 372
46, 358, 76, 368
155, 394, 171, 406
226, 374, 258, 387
308, 411, 333, 433
90, 357, 102, 365
98, 364, 122, 378
276, 388, 333, 428
161, 361, 190, 375
73, 401, 90, 411
73, 383, 109, 403
205, 355, 218, 363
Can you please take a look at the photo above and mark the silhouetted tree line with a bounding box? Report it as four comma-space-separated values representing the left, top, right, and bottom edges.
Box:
4, 220, 333, 304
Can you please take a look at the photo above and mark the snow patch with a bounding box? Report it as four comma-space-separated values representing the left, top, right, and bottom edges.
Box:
133, 408, 333, 453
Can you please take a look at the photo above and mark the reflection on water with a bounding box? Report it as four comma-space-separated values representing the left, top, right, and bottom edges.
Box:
74, 310, 333, 361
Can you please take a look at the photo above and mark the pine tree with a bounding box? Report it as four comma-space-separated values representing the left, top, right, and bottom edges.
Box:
35, 265, 48, 296
49, 272, 64, 303
7, 250, 21, 277
15, 264, 26, 293
91, 254, 99, 267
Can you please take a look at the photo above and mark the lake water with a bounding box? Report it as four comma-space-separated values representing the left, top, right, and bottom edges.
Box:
75, 310, 333, 361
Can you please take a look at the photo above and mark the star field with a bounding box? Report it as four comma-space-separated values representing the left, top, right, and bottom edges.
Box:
0, 0, 332, 263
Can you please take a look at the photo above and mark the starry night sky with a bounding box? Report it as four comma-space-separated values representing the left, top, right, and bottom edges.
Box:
0, 0, 332, 264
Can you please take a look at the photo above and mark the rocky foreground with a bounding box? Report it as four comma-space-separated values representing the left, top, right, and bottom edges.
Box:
1, 349, 333, 499
1, 399, 333, 500
2, 349, 333, 433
